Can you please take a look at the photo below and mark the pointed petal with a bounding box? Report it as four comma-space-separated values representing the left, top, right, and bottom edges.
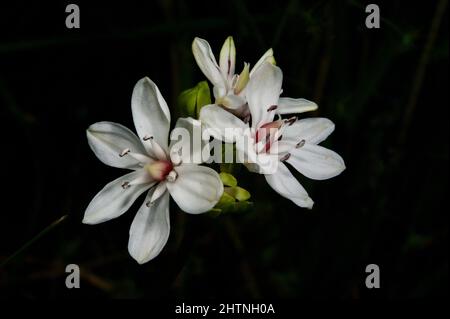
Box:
287, 143, 345, 180
265, 162, 314, 208
192, 37, 226, 88
250, 48, 275, 77
199, 104, 248, 142
247, 62, 282, 129
219, 36, 236, 82
234, 63, 250, 95
83, 170, 153, 225
277, 98, 318, 115
283, 118, 335, 145
131, 77, 171, 155
87, 121, 148, 169
128, 190, 170, 264
166, 164, 223, 214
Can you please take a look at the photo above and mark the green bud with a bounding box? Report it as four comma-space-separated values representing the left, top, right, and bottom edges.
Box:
219, 172, 237, 187
178, 81, 211, 118
209, 172, 253, 215
225, 186, 251, 201
215, 191, 236, 212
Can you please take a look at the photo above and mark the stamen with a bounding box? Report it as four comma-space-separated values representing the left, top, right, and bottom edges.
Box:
122, 173, 153, 190
296, 139, 306, 148
166, 170, 178, 183
284, 116, 297, 126
143, 134, 167, 160
128, 174, 152, 186
119, 148, 130, 157
280, 153, 291, 162
267, 105, 278, 112
275, 113, 282, 121
272, 117, 296, 143
128, 152, 152, 164
119, 148, 151, 165
150, 182, 167, 204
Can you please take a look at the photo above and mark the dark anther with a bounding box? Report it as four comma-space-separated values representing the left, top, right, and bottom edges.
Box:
285, 116, 297, 126
280, 153, 291, 161
119, 148, 130, 157
296, 139, 306, 148
267, 105, 278, 112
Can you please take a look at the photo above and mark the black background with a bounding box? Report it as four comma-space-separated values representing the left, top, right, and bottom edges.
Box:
0, 0, 448, 299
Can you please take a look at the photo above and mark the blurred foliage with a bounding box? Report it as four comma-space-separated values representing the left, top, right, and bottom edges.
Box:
0, 0, 448, 299
177, 80, 211, 118
210, 172, 253, 216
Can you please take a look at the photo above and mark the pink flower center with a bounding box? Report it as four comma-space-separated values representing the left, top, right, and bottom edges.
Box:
145, 160, 173, 181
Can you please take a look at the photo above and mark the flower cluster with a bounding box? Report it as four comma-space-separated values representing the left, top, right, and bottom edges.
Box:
83, 36, 345, 264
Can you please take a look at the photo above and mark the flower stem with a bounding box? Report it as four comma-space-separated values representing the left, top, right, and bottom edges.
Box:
0, 215, 68, 268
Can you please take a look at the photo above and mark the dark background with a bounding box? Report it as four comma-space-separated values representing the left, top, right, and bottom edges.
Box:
0, 0, 447, 299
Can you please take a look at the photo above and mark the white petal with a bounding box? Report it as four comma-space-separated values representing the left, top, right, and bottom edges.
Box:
219, 36, 236, 83
128, 190, 170, 264
219, 94, 246, 110
246, 62, 282, 129
269, 139, 297, 155
277, 97, 318, 114
199, 104, 248, 143
250, 48, 274, 77
87, 122, 148, 169
213, 85, 227, 100
131, 77, 171, 155
265, 162, 314, 208
192, 37, 226, 88
166, 164, 223, 214
169, 117, 209, 164
287, 143, 345, 180
283, 118, 335, 145
83, 170, 153, 225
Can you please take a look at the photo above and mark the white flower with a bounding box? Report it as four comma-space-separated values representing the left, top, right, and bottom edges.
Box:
193, 36, 319, 120
192, 36, 276, 119
83, 77, 223, 264
200, 62, 345, 208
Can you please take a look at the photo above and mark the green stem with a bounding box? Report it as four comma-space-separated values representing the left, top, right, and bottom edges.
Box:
0, 215, 68, 268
